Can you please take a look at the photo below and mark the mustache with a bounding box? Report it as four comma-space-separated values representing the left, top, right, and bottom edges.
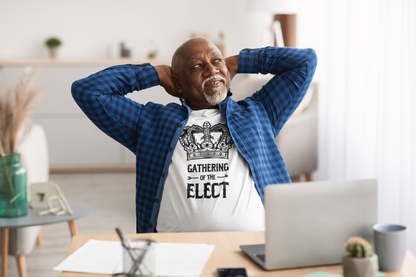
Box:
201, 75, 226, 90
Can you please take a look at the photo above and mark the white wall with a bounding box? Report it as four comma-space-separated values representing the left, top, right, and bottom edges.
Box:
0, 0, 272, 60
0, 0, 326, 68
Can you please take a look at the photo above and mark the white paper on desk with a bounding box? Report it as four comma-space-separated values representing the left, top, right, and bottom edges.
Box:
155, 242, 215, 276
53, 239, 215, 277
53, 240, 123, 274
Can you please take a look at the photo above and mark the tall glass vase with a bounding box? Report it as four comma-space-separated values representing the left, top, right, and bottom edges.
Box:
0, 153, 27, 217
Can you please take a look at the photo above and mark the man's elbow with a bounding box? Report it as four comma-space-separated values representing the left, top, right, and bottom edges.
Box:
304, 48, 318, 75
71, 79, 84, 101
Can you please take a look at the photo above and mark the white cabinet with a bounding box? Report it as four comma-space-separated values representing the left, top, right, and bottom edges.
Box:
0, 60, 176, 168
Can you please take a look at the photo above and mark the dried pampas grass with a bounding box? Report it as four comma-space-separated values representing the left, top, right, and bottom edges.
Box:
0, 69, 42, 155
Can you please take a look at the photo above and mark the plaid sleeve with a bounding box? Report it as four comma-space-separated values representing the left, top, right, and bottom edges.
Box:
71, 64, 160, 152
238, 47, 317, 136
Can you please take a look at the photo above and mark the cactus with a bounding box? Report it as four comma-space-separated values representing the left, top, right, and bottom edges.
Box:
345, 236, 373, 258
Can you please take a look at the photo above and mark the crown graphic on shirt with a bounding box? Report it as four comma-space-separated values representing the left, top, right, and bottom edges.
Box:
179, 121, 234, 161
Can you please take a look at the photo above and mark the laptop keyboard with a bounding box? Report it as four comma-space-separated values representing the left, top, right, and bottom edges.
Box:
255, 254, 265, 262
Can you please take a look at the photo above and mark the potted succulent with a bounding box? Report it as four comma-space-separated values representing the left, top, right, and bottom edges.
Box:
343, 236, 378, 277
45, 37, 62, 59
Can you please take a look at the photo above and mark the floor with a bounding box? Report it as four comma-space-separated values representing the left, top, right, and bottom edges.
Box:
6, 172, 137, 277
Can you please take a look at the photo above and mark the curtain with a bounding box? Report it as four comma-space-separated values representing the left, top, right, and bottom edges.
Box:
314, 0, 416, 254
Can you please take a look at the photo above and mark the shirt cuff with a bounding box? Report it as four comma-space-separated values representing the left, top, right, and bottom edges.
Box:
237, 48, 261, 74
134, 63, 160, 91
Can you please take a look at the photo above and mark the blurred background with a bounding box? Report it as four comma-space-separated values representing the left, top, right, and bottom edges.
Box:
0, 0, 415, 275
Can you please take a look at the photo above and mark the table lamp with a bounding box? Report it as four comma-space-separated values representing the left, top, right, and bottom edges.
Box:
246, 0, 298, 47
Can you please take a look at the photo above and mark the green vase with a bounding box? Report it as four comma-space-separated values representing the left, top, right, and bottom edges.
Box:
0, 153, 27, 217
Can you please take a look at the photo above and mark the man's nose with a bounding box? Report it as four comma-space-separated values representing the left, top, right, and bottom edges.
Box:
204, 63, 219, 76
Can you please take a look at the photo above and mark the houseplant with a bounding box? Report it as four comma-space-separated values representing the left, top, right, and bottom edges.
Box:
45, 37, 62, 59
0, 69, 41, 217
343, 236, 378, 277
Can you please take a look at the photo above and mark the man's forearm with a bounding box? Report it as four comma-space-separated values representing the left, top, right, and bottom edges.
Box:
71, 63, 160, 127
238, 46, 317, 78
71, 63, 160, 152
235, 46, 317, 134
72, 64, 159, 99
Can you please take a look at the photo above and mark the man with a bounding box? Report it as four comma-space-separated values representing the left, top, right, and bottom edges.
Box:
72, 38, 317, 233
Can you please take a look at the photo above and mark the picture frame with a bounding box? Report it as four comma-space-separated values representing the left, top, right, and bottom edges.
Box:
30, 181, 73, 215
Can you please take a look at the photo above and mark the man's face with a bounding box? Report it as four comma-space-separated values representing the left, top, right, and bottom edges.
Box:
173, 39, 231, 110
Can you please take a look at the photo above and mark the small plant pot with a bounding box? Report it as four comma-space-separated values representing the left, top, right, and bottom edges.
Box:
48, 47, 58, 59
343, 254, 378, 277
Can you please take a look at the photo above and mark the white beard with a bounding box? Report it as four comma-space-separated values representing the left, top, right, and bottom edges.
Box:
202, 75, 227, 105
204, 87, 227, 105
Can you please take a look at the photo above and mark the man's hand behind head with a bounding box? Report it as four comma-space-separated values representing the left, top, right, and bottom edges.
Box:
225, 55, 239, 82
155, 65, 181, 98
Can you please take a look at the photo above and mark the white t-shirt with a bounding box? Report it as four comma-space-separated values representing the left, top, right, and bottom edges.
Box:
157, 109, 265, 232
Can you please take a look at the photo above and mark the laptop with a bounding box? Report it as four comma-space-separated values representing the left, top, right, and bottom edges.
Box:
240, 179, 378, 270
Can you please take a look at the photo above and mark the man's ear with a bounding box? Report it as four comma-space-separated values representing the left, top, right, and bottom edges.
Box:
172, 75, 183, 97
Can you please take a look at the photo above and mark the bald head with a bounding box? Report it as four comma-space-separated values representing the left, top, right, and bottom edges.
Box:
171, 38, 221, 76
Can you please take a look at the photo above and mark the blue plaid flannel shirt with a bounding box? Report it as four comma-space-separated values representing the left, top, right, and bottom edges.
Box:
72, 46, 317, 233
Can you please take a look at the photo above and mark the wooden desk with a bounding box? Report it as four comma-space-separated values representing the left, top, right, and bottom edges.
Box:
61, 232, 416, 277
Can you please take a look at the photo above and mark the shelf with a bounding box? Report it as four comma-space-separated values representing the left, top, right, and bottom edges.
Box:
50, 164, 136, 173
0, 58, 171, 66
